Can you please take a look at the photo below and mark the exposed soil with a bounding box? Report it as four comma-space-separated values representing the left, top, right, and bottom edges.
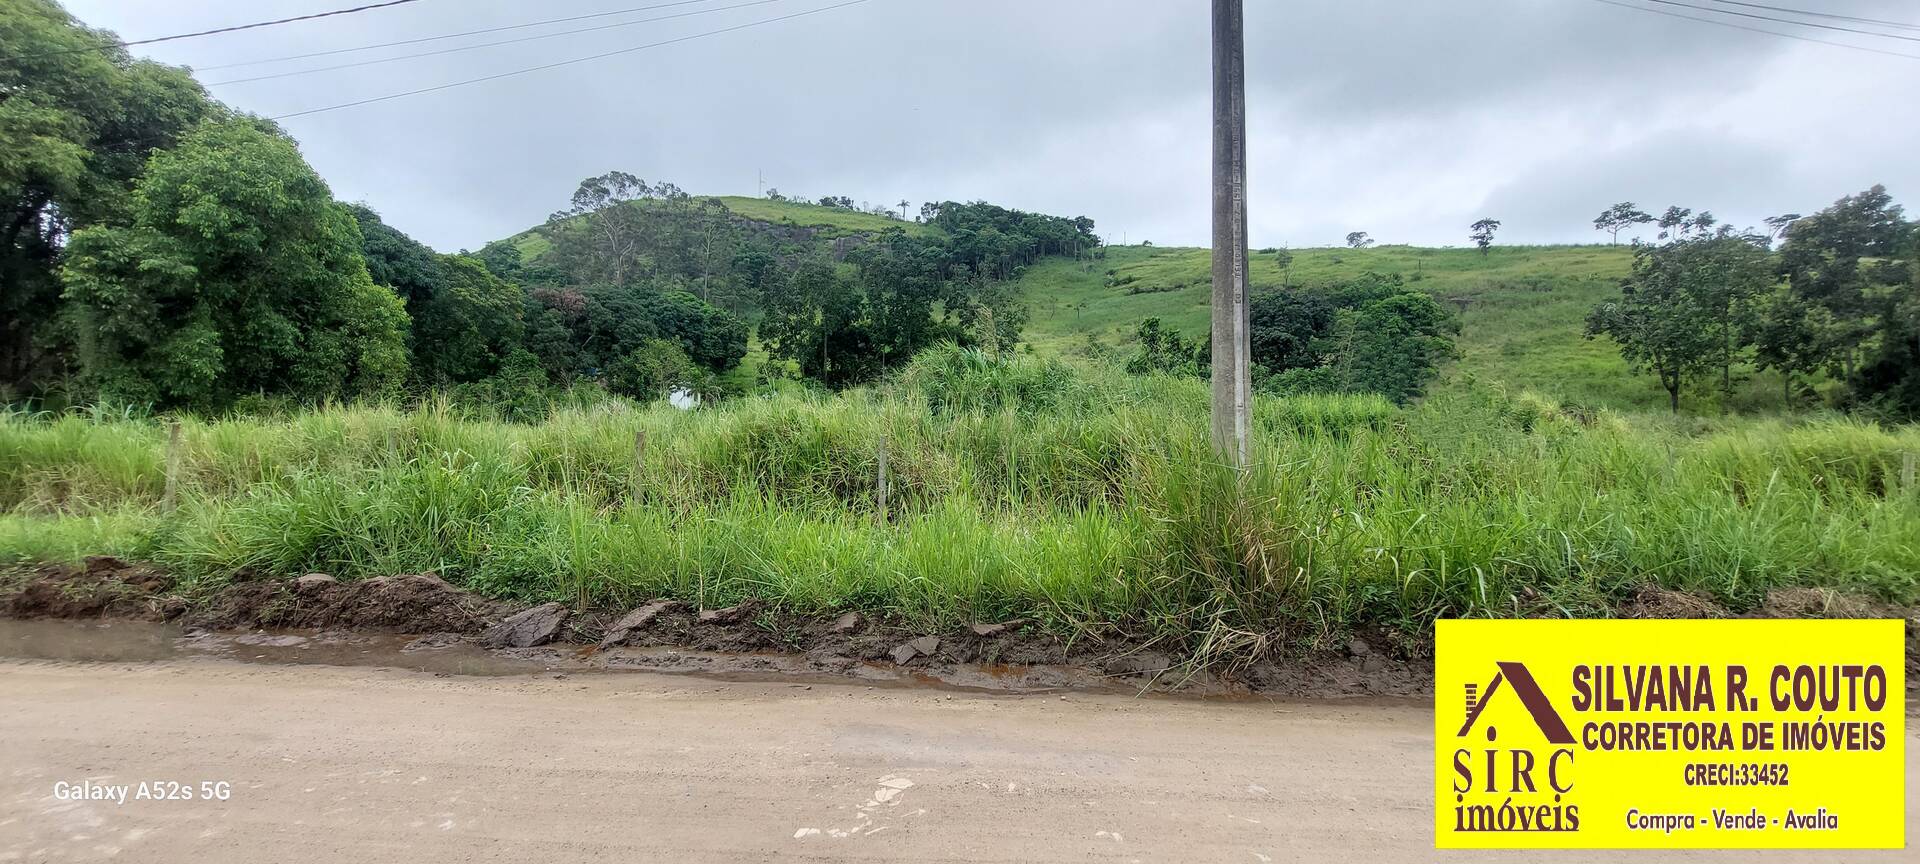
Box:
5, 559, 1915, 696
1624, 585, 1920, 686
0, 559, 1432, 697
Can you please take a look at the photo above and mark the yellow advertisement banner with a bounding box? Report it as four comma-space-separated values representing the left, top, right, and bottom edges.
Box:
1434, 619, 1905, 849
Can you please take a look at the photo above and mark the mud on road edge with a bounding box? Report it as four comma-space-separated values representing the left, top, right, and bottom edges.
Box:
0, 558, 1435, 698
3, 559, 1916, 697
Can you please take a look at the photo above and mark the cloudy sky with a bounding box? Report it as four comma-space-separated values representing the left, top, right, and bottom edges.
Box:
61, 0, 1920, 251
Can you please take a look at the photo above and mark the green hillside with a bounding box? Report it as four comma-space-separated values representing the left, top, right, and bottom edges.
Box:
710, 196, 933, 238
488, 193, 1802, 416
507, 196, 933, 264
1014, 243, 1795, 414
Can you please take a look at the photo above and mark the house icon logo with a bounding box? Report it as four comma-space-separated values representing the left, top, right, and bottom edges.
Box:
1457, 661, 1576, 745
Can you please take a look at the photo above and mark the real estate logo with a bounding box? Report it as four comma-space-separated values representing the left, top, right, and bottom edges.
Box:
1435, 620, 1905, 850
1451, 660, 1581, 836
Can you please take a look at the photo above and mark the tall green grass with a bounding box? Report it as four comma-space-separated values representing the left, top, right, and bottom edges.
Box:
2, 351, 1916, 660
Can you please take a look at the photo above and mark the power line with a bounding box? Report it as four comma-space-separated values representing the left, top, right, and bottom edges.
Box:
1709, 1, 1920, 33
7, 0, 430, 61
1637, 0, 1920, 44
1586, 0, 1920, 61
208, 0, 787, 87
271, 0, 872, 121
197, 0, 726, 73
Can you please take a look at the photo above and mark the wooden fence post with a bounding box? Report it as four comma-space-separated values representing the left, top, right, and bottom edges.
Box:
162, 419, 182, 513
1903, 451, 1916, 497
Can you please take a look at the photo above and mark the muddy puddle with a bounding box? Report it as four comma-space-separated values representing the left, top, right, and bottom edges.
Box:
0, 619, 1154, 695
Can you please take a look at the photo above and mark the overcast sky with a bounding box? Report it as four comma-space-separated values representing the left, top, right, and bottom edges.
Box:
59, 0, 1920, 251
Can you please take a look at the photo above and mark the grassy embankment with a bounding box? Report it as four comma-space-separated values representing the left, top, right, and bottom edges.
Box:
1015, 244, 1799, 414
4, 348, 1915, 660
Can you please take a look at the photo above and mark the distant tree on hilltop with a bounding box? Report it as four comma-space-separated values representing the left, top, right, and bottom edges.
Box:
1470, 219, 1501, 255
1594, 202, 1653, 245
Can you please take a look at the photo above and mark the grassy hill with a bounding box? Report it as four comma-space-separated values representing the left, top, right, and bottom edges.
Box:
710, 196, 933, 238
491, 195, 1785, 415
1013, 243, 1794, 415
505, 196, 933, 264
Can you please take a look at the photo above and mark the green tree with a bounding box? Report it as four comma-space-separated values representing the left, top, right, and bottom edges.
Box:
1586, 238, 1729, 412
1249, 287, 1335, 372
1763, 213, 1801, 246
1313, 291, 1457, 404
546, 171, 651, 285
1747, 288, 1834, 405
1593, 202, 1652, 245
1673, 233, 1772, 403
756, 229, 1011, 388
1850, 222, 1920, 417
1125, 318, 1205, 376
605, 339, 702, 401
60, 119, 407, 409
1, 0, 212, 398
415, 256, 525, 384
351, 206, 523, 385
1775, 185, 1909, 384
1469, 219, 1501, 255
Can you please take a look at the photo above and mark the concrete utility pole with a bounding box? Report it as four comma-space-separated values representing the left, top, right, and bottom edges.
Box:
1210, 0, 1252, 468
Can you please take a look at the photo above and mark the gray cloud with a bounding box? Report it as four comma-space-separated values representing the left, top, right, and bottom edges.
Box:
63, 0, 1920, 250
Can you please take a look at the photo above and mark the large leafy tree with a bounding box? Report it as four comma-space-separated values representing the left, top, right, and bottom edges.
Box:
351, 206, 523, 385
546, 171, 653, 285
61, 119, 408, 409
1773, 185, 1909, 384
1674, 232, 1773, 402
756, 230, 1022, 388
520, 281, 744, 391
1850, 223, 1920, 416
757, 255, 874, 387
1585, 235, 1755, 413
1315, 291, 1458, 404
1249, 287, 1335, 372
1, 0, 211, 399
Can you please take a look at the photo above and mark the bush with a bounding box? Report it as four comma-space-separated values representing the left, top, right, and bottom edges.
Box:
899, 343, 1080, 415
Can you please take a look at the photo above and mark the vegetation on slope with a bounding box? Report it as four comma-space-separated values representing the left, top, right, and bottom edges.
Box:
710, 196, 934, 239
1015, 244, 1729, 412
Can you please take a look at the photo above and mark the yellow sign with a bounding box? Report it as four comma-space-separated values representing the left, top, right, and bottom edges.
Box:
1434, 619, 1905, 849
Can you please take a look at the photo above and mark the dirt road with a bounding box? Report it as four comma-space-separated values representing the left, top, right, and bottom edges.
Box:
1, 655, 1913, 863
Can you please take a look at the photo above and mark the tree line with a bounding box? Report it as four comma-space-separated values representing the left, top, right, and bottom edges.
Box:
1586, 187, 1918, 415
2, 2, 1097, 413
496, 173, 1097, 392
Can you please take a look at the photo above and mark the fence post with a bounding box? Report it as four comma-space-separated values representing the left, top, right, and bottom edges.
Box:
876, 435, 890, 522
162, 419, 182, 513
1903, 451, 1916, 497
632, 428, 648, 505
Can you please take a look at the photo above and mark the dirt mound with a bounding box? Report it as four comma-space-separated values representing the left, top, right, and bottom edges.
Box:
1757, 587, 1897, 619
3, 557, 182, 621
1, 561, 510, 636
1619, 586, 1730, 619
189, 573, 507, 634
